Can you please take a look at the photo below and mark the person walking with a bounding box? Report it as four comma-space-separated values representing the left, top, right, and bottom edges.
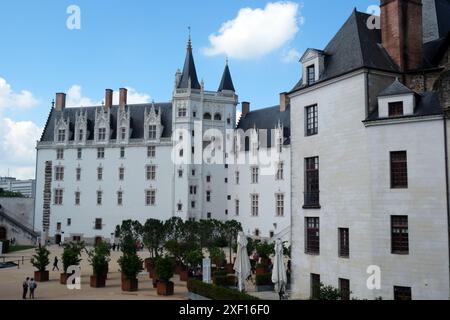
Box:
52, 256, 59, 271
29, 278, 37, 299
22, 277, 29, 299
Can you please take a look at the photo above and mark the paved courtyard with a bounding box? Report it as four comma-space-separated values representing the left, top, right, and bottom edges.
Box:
0, 246, 188, 300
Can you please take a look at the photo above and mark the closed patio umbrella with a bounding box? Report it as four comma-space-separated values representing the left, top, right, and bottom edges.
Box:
233, 232, 251, 292
272, 239, 287, 299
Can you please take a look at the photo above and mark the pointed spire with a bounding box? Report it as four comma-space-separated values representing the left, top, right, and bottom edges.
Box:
218, 58, 235, 92
177, 28, 201, 90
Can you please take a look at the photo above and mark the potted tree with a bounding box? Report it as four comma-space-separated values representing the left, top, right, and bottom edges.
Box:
30, 245, 50, 282
142, 218, 165, 274
86, 241, 110, 288
223, 220, 242, 273
255, 241, 274, 275
182, 248, 203, 282
60, 242, 84, 285
155, 256, 175, 296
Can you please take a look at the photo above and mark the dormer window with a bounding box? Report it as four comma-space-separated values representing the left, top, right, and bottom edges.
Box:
78, 129, 84, 141
307, 65, 316, 86
149, 125, 157, 140
388, 102, 404, 117
57, 129, 66, 142
120, 127, 127, 140
98, 128, 106, 141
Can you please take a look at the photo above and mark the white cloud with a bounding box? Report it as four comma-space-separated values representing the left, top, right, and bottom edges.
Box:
0, 77, 39, 110
281, 48, 301, 63
66, 85, 151, 107
203, 1, 302, 59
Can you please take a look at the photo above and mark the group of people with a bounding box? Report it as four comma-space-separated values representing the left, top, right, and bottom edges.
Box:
22, 277, 37, 299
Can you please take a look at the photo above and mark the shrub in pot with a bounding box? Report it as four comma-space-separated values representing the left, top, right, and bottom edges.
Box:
182, 249, 203, 282
255, 241, 274, 266
208, 246, 226, 271
255, 263, 269, 275
255, 273, 274, 292
213, 269, 237, 288
61, 242, 85, 285
30, 245, 50, 282
155, 256, 175, 296
86, 241, 110, 288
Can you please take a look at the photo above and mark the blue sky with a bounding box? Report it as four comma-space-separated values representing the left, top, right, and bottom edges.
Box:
0, 0, 376, 178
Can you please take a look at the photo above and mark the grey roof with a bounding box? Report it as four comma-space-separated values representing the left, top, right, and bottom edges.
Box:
218, 63, 235, 92
177, 41, 201, 90
378, 79, 415, 97
423, 34, 450, 67
291, 10, 398, 92
40, 103, 173, 142
435, 0, 450, 39
237, 105, 291, 149
365, 91, 442, 121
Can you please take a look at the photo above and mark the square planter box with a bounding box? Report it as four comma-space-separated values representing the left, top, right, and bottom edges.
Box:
225, 264, 234, 274
60, 273, 68, 285
152, 278, 159, 288
122, 278, 138, 292
149, 268, 156, 279
34, 271, 49, 282
157, 281, 174, 296
179, 270, 189, 282
255, 267, 268, 275
90, 275, 106, 288
256, 284, 275, 292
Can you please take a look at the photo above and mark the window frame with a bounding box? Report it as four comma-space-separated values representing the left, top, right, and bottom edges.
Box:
391, 215, 409, 254
305, 217, 320, 255
305, 104, 318, 136
390, 151, 408, 189
338, 228, 350, 258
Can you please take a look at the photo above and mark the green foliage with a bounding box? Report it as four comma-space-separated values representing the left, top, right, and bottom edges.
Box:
155, 256, 175, 282
187, 279, 259, 300
117, 220, 143, 280
214, 275, 237, 287
208, 246, 226, 267
118, 253, 143, 280
255, 273, 273, 286
282, 242, 291, 258
255, 241, 274, 259
30, 246, 50, 272
223, 220, 243, 263
0, 188, 24, 198
142, 218, 165, 258
164, 217, 184, 242
246, 237, 257, 256
185, 249, 203, 270
318, 283, 341, 300
62, 242, 85, 273
86, 241, 111, 277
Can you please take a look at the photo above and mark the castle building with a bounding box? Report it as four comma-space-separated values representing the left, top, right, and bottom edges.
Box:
34, 37, 291, 245
289, 0, 450, 300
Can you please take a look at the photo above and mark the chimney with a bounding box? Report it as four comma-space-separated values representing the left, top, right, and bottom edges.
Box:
55, 93, 66, 111
279, 93, 290, 112
381, 0, 423, 71
242, 102, 250, 117
119, 88, 128, 109
104, 89, 113, 111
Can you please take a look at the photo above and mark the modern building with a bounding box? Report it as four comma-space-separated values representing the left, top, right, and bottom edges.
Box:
289, 0, 450, 300
34, 37, 291, 246
0, 177, 36, 198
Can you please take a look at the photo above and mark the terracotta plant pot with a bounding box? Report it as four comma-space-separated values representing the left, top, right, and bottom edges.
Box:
175, 264, 184, 275
225, 264, 234, 274
149, 268, 156, 279
255, 266, 268, 275
60, 273, 68, 285
34, 271, 49, 282
90, 275, 106, 288
157, 281, 174, 296
121, 278, 138, 292
152, 278, 159, 288
179, 270, 189, 282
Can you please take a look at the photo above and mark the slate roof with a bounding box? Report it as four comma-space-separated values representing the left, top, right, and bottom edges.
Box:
435, 0, 450, 39
237, 105, 291, 148
177, 40, 201, 90
40, 103, 173, 142
218, 63, 235, 92
291, 10, 398, 92
378, 79, 415, 97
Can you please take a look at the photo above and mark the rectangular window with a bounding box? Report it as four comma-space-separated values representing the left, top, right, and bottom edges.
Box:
178, 107, 187, 117
307, 65, 316, 85
339, 279, 350, 300
304, 157, 320, 207
147, 146, 156, 158
97, 167, 103, 181
206, 191, 211, 202
98, 128, 106, 141
178, 170, 183, 178
95, 218, 102, 230
57, 222, 61, 231
149, 125, 157, 140
394, 286, 412, 300
389, 101, 404, 117
97, 148, 105, 159
67, 218, 72, 226
55, 166, 64, 181
251, 194, 259, 217
311, 274, 320, 300
77, 148, 82, 160
120, 147, 125, 158
206, 175, 211, 183
190, 186, 197, 195
119, 167, 125, 181
276, 162, 284, 180
305, 217, 320, 254
192, 169, 196, 176
251, 167, 259, 184
146, 165, 156, 181
177, 203, 183, 211
78, 129, 84, 141
120, 127, 127, 140
76, 168, 81, 181
391, 151, 408, 188
146, 190, 156, 206
96, 191, 103, 205
338, 228, 350, 258
207, 212, 212, 219
391, 216, 409, 254
58, 129, 66, 142
235, 199, 240, 216
56, 148, 64, 160
117, 191, 123, 206
306, 105, 318, 136
54, 189, 63, 205
276, 194, 284, 217
75, 191, 80, 206
191, 201, 196, 209
235, 171, 240, 184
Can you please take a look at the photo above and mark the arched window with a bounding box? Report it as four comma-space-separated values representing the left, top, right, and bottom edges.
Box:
214, 113, 222, 121
203, 113, 212, 120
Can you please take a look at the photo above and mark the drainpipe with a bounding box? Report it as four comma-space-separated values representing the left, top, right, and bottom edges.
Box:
444, 111, 450, 297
